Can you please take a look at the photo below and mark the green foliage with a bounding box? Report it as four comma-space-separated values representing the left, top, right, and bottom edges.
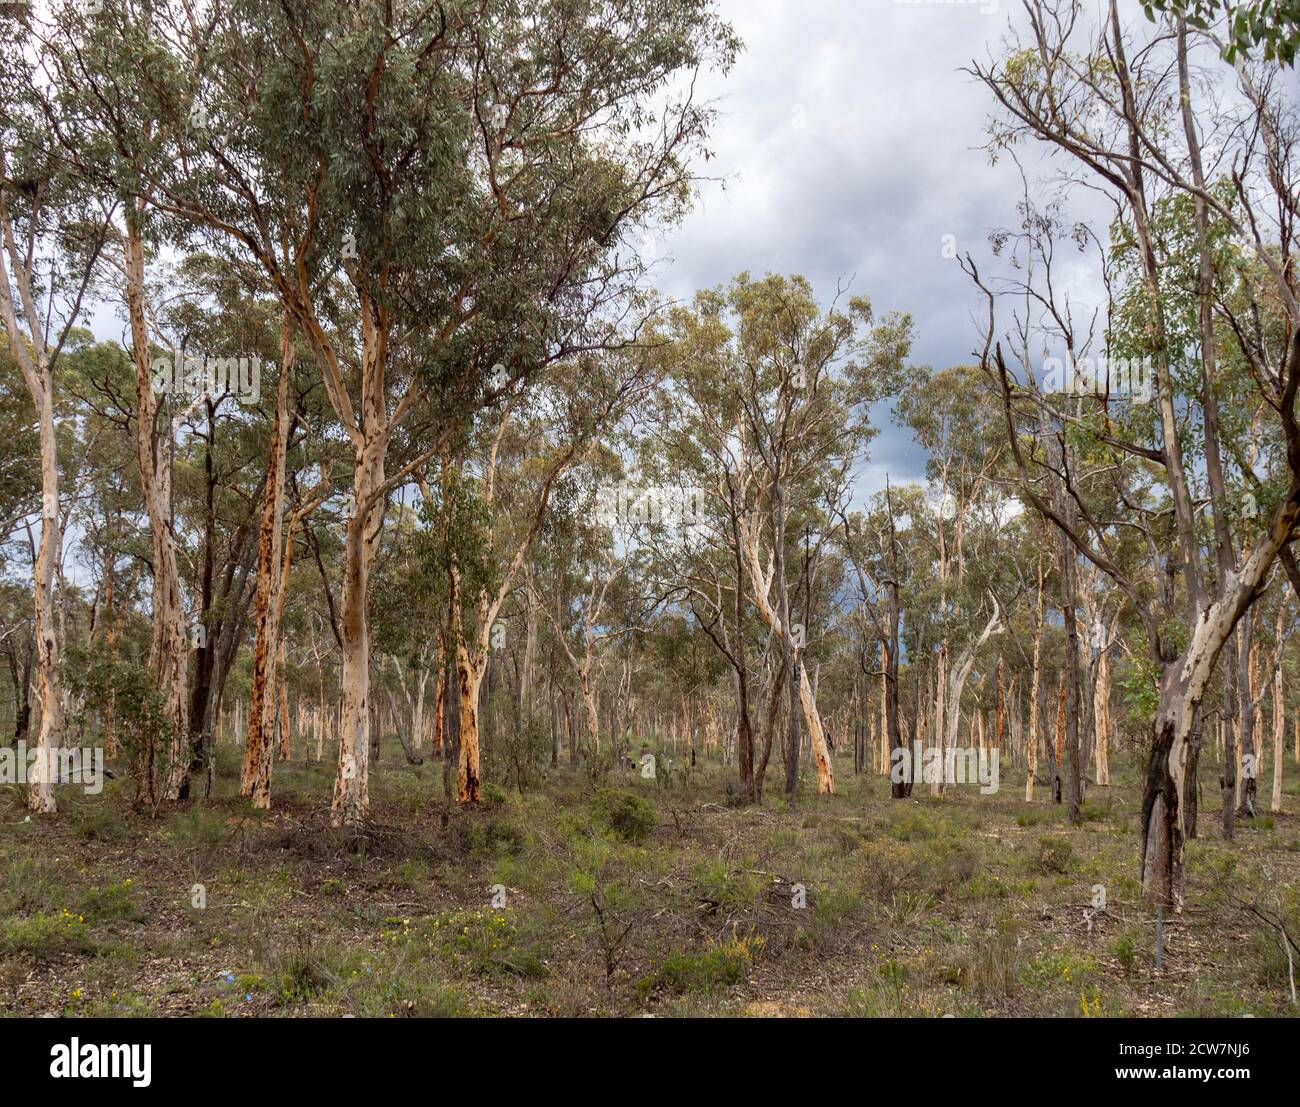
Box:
412, 908, 549, 979
1111, 925, 1142, 980
1033, 834, 1075, 875
589, 787, 657, 843
64, 643, 175, 803
1143, 1, 1300, 65
0, 910, 95, 955
637, 929, 763, 997
165, 806, 227, 850
78, 880, 141, 924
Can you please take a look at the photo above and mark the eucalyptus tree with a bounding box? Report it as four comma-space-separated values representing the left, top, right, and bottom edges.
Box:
48, 0, 736, 823
839, 482, 928, 799
648, 274, 910, 798
969, 0, 1300, 905
897, 363, 1009, 794
0, 18, 111, 811
536, 485, 665, 765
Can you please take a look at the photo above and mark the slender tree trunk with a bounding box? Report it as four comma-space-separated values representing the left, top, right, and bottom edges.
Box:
8, 353, 59, 813
277, 641, 292, 761
1272, 616, 1284, 814
124, 210, 188, 800
1237, 616, 1259, 818
932, 642, 947, 797
329, 435, 385, 827
240, 320, 292, 807
1059, 514, 1084, 825
879, 667, 889, 775
1094, 646, 1111, 785
1024, 558, 1045, 800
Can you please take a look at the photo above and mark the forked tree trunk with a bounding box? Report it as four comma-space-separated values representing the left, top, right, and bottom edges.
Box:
124, 212, 189, 800
943, 602, 1003, 775
740, 514, 835, 794
1141, 498, 1300, 907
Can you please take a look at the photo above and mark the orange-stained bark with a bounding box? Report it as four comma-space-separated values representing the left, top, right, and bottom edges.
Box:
240, 318, 293, 807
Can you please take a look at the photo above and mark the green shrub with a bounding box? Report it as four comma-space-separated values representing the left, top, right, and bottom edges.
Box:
590, 787, 657, 843
415, 908, 549, 979
78, 879, 141, 924
166, 805, 227, 849
0, 910, 96, 955
637, 930, 763, 997
1034, 834, 1074, 875
1111, 925, 1140, 980
70, 803, 128, 842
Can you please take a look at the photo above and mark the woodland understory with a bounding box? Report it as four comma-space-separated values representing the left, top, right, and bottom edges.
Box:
2, 1, 1300, 1018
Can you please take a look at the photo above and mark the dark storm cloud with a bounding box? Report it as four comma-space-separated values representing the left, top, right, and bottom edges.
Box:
654, 0, 1057, 492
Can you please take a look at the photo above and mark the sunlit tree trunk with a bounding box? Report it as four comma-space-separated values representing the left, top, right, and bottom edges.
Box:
1094, 645, 1111, 786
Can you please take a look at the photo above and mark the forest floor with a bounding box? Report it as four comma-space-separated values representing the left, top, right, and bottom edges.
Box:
2, 742, 1299, 1017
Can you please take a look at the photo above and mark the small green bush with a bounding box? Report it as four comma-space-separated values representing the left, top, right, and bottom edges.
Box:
637, 930, 763, 997
1034, 834, 1074, 875
590, 787, 657, 843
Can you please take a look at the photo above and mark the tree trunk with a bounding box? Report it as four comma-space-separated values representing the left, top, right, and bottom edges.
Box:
1141, 499, 1300, 907
1094, 645, 1111, 785
1237, 617, 1259, 818
931, 641, 947, 797
277, 641, 292, 761
1026, 568, 1042, 804
124, 210, 189, 801
240, 321, 292, 807
1272, 633, 1284, 814
329, 437, 385, 827
456, 654, 484, 803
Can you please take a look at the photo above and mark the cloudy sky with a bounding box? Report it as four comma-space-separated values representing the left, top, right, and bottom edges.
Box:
653, 0, 1107, 493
